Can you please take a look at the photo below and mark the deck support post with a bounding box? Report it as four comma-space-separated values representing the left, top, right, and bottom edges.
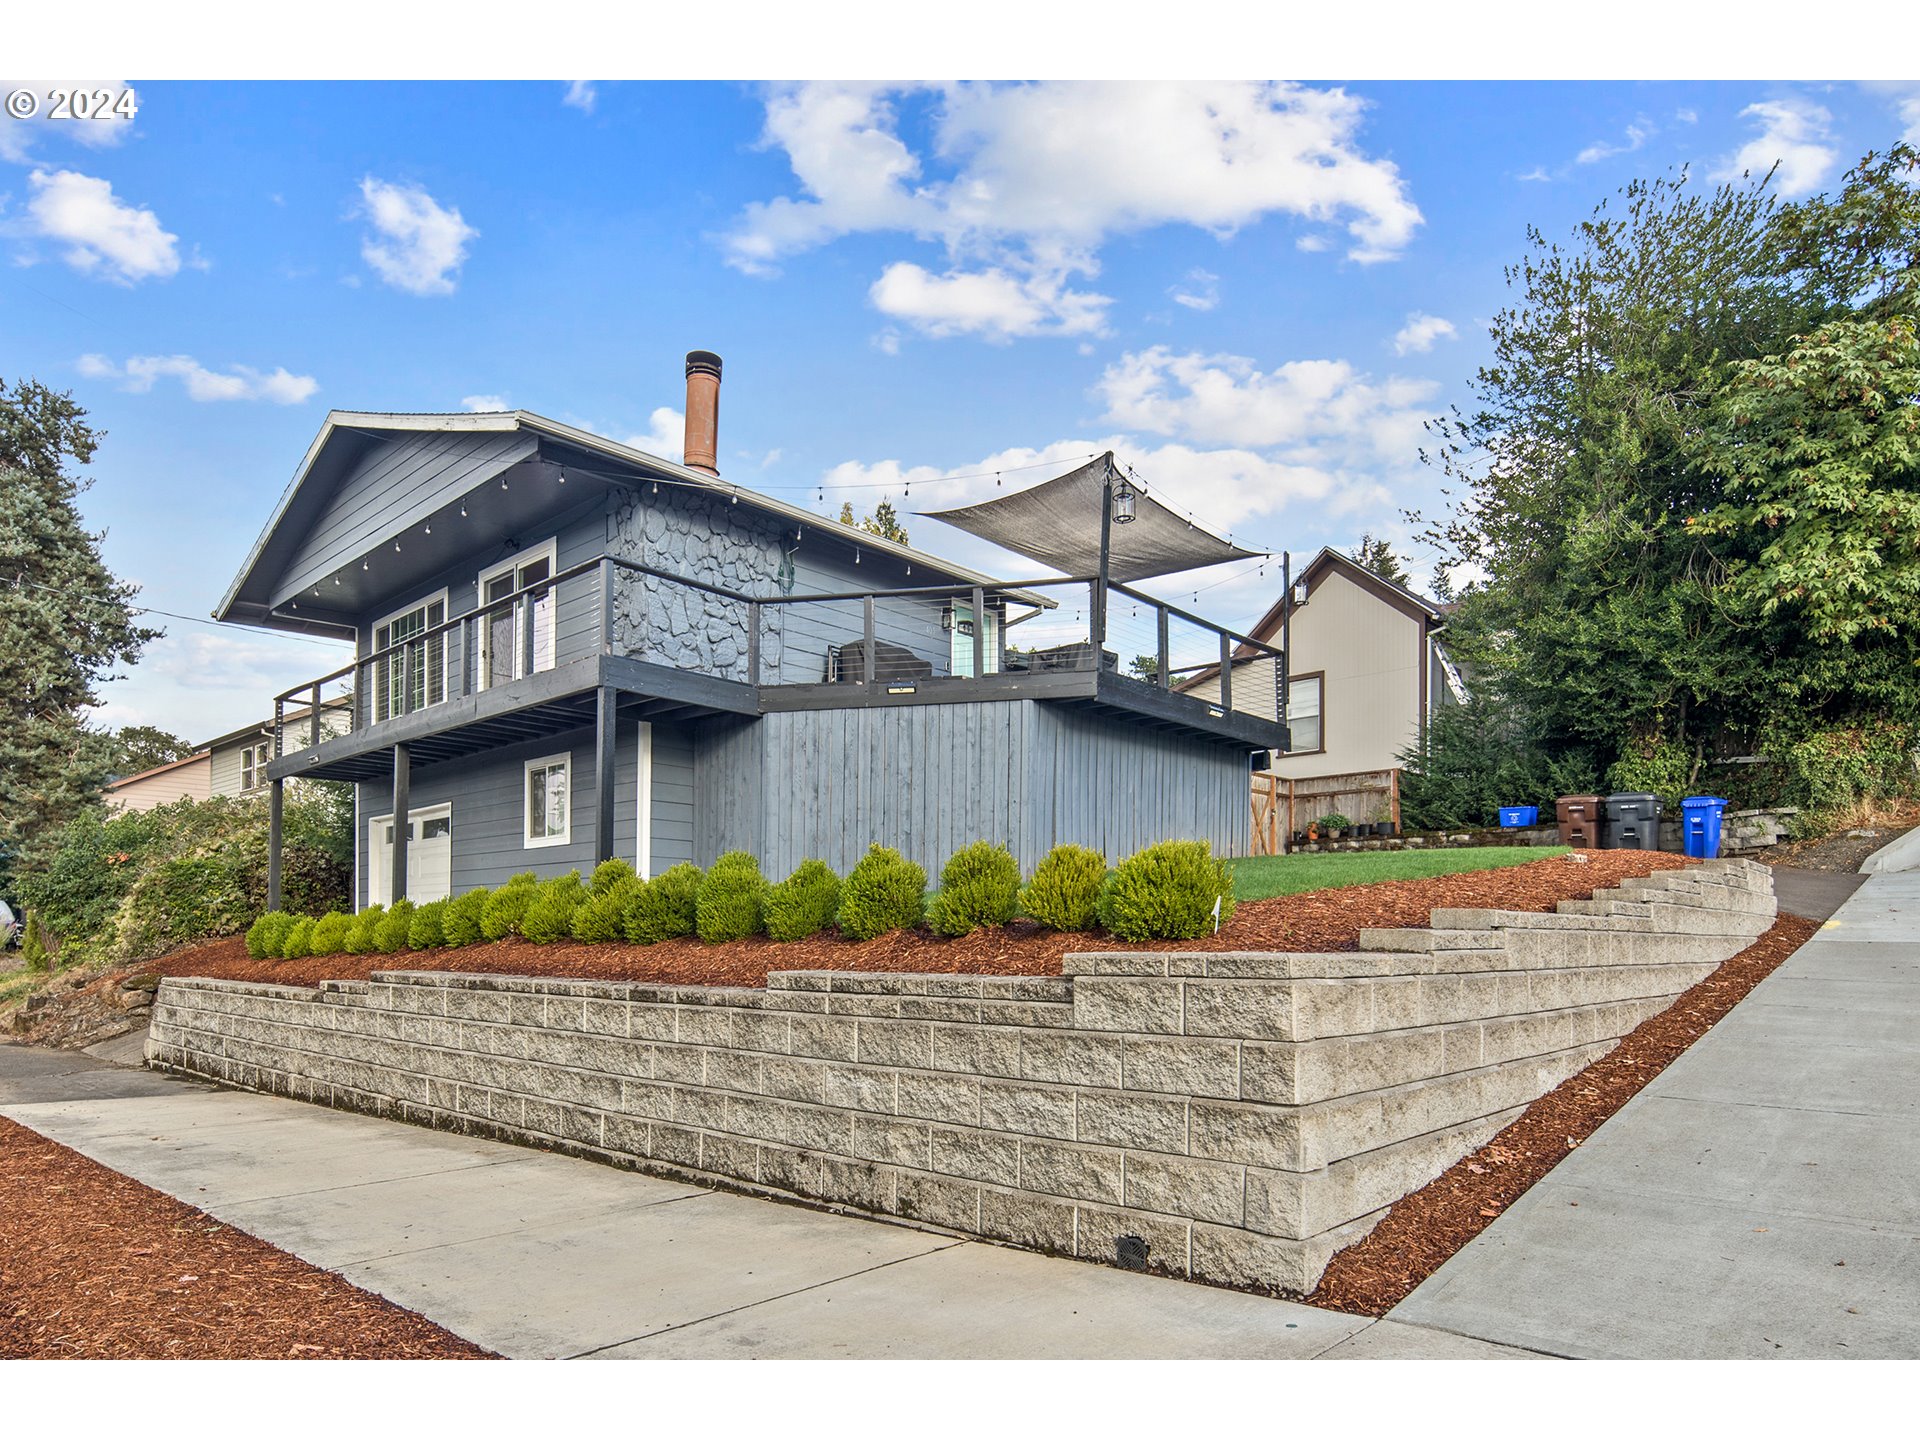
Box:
971, 586, 986, 679
595, 686, 618, 865
391, 743, 410, 905
267, 778, 284, 912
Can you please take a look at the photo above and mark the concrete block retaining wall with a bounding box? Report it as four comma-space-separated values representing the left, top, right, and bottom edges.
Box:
145, 858, 1775, 1293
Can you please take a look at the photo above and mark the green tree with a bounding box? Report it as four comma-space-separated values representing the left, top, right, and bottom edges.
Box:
1352, 533, 1410, 587
0, 380, 160, 891
1418, 148, 1920, 785
1127, 654, 1160, 682
836, 499, 911, 546
110, 725, 197, 776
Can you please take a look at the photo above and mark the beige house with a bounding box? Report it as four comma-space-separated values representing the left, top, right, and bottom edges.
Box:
103, 751, 212, 812
1182, 546, 1465, 798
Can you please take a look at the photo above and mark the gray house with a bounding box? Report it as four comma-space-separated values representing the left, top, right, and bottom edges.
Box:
218, 352, 1287, 911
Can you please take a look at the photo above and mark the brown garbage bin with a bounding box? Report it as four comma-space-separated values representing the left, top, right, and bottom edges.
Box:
1557, 795, 1604, 849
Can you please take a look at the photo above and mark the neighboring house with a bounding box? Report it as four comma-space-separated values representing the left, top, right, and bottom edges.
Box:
1180, 546, 1465, 782
103, 751, 212, 813
204, 704, 354, 798
217, 351, 1285, 910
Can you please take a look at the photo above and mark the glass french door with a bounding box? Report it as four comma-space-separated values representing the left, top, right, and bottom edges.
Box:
480, 551, 554, 690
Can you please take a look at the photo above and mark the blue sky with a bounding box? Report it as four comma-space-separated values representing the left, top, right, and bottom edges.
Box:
5, 76, 1917, 741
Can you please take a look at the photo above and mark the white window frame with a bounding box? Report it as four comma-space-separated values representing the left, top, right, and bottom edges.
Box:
372, 588, 450, 721
524, 751, 572, 849
239, 739, 272, 792
478, 537, 559, 691
1285, 672, 1325, 756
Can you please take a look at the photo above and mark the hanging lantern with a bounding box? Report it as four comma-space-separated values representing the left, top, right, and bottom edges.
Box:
1111, 474, 1137, 525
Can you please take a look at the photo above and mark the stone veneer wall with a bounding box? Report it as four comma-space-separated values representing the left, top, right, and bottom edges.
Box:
146, 859, 1775, 1293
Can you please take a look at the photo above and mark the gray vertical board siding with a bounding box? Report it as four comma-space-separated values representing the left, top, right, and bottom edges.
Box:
350, 717, 696, 905
1024, 704, 1249, 862
207, 736, 264, 797
695, 701, 1028, 877
772, 546, 949, 684
273, 431, 539, 605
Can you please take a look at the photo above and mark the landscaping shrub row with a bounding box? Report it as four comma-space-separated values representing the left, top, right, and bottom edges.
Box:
245, 838, 1237, 963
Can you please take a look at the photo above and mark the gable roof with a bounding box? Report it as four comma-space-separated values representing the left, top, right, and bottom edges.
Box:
218, 410, 1046, 639
1175, 546, 1445, 691
105, 749, 211, 790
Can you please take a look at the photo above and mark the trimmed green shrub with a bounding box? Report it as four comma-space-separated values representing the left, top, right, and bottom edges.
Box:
836, 844, 926, 941
927, 842, 1021, 938
442, 888, 489, 948
1096, 840, 1235, 941
520, 872, 587, 944
571, 877, 641, 942
589, 858, 636, 895
624, 863, 703, 944
762, 859, 841, 943
480, 877, 538, 941
374, 898, 416, 954
110, 855, 252, 965
246, 910, 295, 960
407, 899, 449, 949
345, 904, 385, 954
309, 911, 352, 956
696, 851, 767, 943
280, 916, 314, 960
1019, 844, 1107, 933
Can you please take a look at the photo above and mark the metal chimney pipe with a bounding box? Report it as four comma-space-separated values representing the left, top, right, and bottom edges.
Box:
683, 350, 722, 475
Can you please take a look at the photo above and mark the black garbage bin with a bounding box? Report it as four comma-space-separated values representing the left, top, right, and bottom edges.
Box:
1604, 792, 1662, 850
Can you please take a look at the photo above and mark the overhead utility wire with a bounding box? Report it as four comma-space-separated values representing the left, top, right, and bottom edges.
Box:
2, 572, 349, 650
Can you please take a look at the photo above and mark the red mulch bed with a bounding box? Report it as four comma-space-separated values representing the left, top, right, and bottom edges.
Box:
0, 1115, 495, 1359
1307, 913, 1819, 1316
137, 849, 1690, 990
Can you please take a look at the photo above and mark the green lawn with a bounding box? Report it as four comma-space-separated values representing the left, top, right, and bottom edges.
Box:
1226, 846, 1571, 901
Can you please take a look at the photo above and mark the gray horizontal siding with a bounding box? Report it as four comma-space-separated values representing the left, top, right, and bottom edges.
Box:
352, 715, 695, 907
275, 431, 537, 606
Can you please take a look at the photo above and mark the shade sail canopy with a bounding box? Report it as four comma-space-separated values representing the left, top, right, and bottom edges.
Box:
919, 452, 1263, 582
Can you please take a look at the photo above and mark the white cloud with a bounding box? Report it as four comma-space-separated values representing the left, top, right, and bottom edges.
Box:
1713, 97, 1838, 198
1170, 268, 1219, 311
1392, 312, 1457, 356
626, 406, 684, 462
1576, 119, 1654, 165
724, 81, 1422, 342
1095, 345, 1437, 457
1295, 233, 1330, 251
1675, 108, 1699, 125
869, 261, 1111, 341
356, 176, 477, 296
77, 352, 318, 404
23, 168, 179, 284
461, 393, 509, 411
1516, 166, 1553, 183
0, 80, 137, 162
562, 81, 597, 113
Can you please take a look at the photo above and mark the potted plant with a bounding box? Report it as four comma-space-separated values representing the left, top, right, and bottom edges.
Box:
1321, 812, 1351, 841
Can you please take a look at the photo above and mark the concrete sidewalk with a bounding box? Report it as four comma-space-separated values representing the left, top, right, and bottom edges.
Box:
1391, 871, 1920, 1359
0, 1043, 1530, 1360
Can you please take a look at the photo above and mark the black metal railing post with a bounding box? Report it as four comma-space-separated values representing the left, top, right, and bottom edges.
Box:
747, 600, 761, 685
1220, 631, 1234, 711
598, 556, 614, 657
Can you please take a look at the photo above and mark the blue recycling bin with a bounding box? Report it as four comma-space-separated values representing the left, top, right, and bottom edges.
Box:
1498, 805, 1539, 828
1681, 796, 1729, 859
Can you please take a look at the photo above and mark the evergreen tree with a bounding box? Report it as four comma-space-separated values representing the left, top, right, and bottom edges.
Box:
1352, 533, 1410, 586
0, 379, 160, 889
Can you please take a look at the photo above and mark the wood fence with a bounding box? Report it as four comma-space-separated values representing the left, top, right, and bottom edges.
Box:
1249, 768, 1401, 856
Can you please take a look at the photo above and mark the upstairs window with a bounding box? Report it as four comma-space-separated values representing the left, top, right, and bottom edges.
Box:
239, 740, 272, 792
373, 593, 448, 722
